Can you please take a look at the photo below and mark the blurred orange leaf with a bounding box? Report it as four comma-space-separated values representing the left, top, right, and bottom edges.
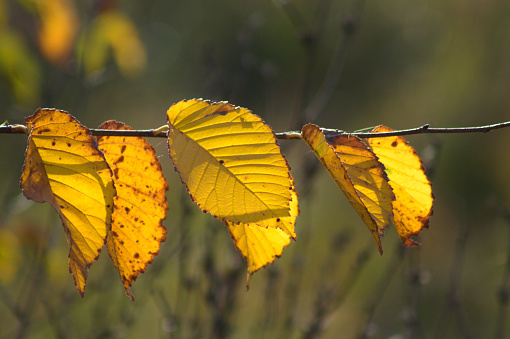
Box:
301, 124, 394, 253
36, 0, 79, 65
96, 121, 168, 300
20, 109, 115, 296
367, 126, 434, 246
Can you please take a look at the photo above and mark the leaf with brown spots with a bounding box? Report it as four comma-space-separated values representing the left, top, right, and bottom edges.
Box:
20, 108, 115, 297
366, 126, 434, 246
166, 99, 297, 235
301, 124, 394, 253
96, 121, 168, 300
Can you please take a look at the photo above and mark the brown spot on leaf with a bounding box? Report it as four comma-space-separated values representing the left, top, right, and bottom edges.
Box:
112, 231, 119, 237
113, 155, 124, 165
134, 253, 140, 259
124, 207, 130, 213
120, 145, 126, 153
391, 141, 398, 147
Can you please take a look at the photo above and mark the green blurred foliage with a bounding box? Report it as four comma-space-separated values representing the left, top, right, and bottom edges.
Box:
1, 0, 510, 338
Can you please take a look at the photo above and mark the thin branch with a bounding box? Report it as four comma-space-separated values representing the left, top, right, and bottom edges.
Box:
2, 121, 510, 139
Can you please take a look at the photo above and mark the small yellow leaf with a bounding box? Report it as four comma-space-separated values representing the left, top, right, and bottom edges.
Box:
227, 188, 298, 277
301, 124, 394, 253
167, 99, 296, 234
96, 121, 168, 300
36, 0, 79, 65
367, 126, 434, 246
20, 109, 115, 296
79, 11, 146, 77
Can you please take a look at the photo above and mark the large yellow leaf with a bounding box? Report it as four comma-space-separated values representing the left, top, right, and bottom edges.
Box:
96, 121, 168, 300
227, 188, 298, 278
20, 109, 115, 296
367, 126, 434, 246
301, 124, 394, 253
167, 99, 296, 234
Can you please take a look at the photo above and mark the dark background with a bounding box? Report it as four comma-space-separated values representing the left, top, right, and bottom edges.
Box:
1, 0, 510, 338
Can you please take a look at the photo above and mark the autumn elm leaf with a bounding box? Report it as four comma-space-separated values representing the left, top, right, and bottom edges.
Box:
96, 121, 168, 300
301, 124, 394, 253
367, 126, 434, 246
20, 108, 115, 296
166, 99, 297, 235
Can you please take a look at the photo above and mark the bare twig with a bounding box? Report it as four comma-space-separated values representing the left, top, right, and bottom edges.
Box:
3, 121, 510, 139
0, 121, 510, 140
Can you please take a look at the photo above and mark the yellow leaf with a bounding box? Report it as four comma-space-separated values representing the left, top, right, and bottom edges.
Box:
227, 188, 298, 278
367, 126, 434, 246
20, 109, 115, 296
36, 0, 79, 65
301, 124, 394, 253
96, 121, 168, 300
79, 11, 146, 77
167, 99, 296, 234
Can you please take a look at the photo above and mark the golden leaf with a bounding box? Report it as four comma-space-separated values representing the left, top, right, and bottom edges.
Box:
301, 124, 394, 253
367, 126, 434, 246
96, 121, 168, 300
227, 188, 298, 278
167, 99, 296, 235
20, 109, 115, 296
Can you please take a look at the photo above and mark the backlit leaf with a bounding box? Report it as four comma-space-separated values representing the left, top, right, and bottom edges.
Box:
96, 121, 168, 300
301, 124, 394, 253
20, 109, 115, 296
167, 99, 296, 234
367, 126, 434, 246
227, 188, 298, 278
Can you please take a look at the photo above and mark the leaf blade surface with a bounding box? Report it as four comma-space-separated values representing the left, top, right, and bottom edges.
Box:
367, 126, 434, 246
301, 124, 394, 253
167, 99, 296, 234
20, 109, 115, 296
96, 121, 168, 300
228, 188, 298, 277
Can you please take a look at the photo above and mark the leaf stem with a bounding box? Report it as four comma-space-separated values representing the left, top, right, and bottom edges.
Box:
2, 121, 510, 139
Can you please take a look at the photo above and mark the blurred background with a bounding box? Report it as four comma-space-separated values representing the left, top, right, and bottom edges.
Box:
1, 0, 510, 338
